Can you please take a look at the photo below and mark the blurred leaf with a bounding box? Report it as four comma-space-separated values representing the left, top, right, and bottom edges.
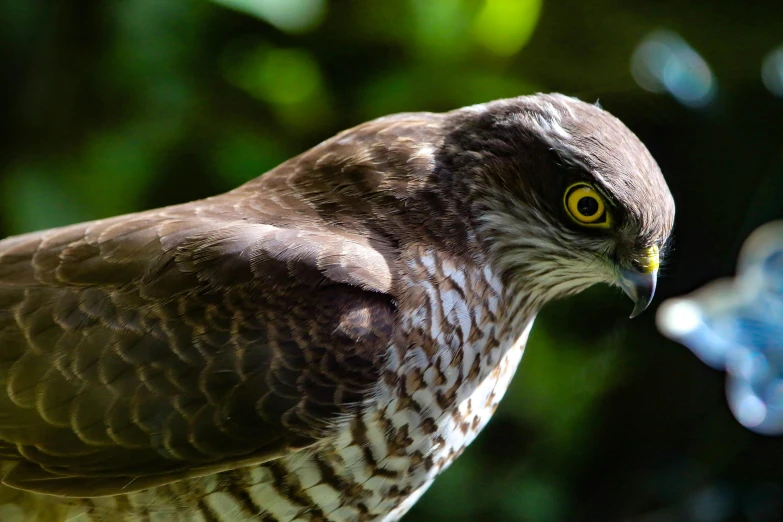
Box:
222, 44, 333, 129
502, 324, 624, 451
409, 0, 475, 61
500, 476, 566, 522
0, 1, 38, 48
70, 131, 158, 217
358, 66, 536, 118
415, 458, 478, 519
212, 131, 290, 186
472, 0, 542, 56
240, 47, 322, 105
212, 0, 326, 33
1, 165, 86, 234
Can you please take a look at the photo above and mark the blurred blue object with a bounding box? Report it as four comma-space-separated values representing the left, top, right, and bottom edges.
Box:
658, 222, 783, 435
631, 30, 716, 108
762, 45, 783, 98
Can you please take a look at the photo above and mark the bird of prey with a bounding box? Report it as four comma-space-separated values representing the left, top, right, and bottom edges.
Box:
0, 94, 674, 521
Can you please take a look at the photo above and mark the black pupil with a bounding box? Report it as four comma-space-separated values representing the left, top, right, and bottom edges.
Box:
577, 196, 599, 217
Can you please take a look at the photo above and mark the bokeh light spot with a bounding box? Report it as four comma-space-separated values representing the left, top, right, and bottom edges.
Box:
688, 485, 734, 522
761, 46, 783, 98
212, 0, 326, 34
735, 393, 766, 429
472, 0, 542, 56
657, 298, 701, 337
226, 46, 323, 106
631, 30, 716, 108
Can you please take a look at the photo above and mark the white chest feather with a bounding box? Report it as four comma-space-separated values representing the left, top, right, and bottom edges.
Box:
329, 248, 536, 520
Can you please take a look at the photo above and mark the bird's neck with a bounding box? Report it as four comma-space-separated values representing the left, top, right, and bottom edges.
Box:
380, 245, 537, 403
347, 246, 535, 497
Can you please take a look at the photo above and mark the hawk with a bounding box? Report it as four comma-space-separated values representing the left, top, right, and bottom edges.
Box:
0, 94, 674, 521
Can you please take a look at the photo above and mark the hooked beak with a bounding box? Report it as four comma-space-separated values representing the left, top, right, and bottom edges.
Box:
618, 245, 660, 318
618, 268, 658, 318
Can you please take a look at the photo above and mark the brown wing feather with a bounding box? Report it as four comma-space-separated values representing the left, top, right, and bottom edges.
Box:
0, 203, 396, 497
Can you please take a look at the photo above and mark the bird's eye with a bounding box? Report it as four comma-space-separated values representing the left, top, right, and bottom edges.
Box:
564, 183, 611, 228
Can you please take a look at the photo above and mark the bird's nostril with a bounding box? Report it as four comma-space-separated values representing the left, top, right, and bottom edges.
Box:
631, 258, 646, 272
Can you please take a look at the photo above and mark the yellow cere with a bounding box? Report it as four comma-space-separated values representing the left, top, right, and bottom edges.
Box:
639, 244, 660, 274
563, 183, 611, 228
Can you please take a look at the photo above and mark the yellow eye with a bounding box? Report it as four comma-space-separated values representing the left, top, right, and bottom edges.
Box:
564, 183, 611, 228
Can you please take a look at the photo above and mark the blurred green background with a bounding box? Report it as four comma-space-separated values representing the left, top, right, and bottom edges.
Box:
2, 1, 783, 521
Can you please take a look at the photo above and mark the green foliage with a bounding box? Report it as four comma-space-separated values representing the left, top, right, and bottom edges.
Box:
472, 0, 542, 56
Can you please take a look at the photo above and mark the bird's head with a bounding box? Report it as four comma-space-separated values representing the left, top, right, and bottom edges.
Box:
440, 93, 675, 317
